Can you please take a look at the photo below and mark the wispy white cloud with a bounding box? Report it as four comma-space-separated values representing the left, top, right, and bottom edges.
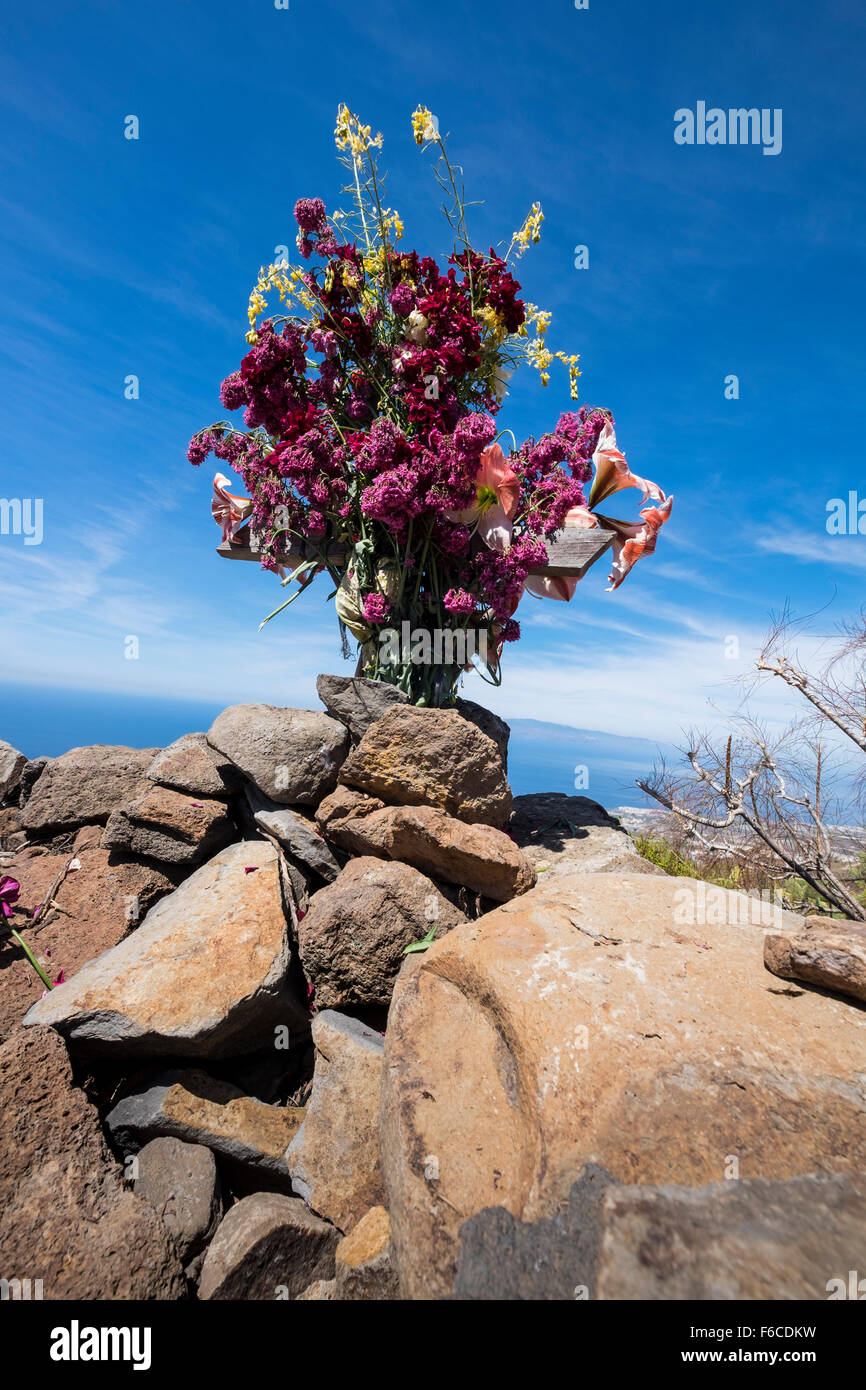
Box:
756, 526, 866, 572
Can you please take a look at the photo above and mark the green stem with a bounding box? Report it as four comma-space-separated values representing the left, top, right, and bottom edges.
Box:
10, 929, 54, 990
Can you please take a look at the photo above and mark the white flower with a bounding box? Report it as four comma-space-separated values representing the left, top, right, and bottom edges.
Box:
407, 309, 429, 344
491, 366, 512, 402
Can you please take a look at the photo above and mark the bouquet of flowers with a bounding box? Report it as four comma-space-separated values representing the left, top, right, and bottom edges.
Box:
189, 105, 671, 706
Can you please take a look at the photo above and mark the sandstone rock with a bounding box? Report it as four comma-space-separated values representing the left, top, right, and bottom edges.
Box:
108, 1069, 304, 1188
102, 785, 235, 866
381, 872, 866, 1299
321, 802, 534, 902
23, 840, 306, 1057
248, 789, 342, 883
454, 699, 510, 769
0, 1026, 185, 1299
764, 916, 866, 1004
207, 704, 349, 806
316, 783, 386, 836
339, 706, 511, 827
21, 745, 157, 834
298, 859, 466, 1008
134, 1136, 222, 1263
451, 1164, 618, 1301
0, 740, 26, 802
0, 847, 177, 1043
596, 1173, 866, 1301
316, 674, 409, 741
297, 1278, 336, 1300
287, 1011, 385, 1231
334, 1205, 398, 1300
147, 732, 243, 797
511, 793, 664, 876
198, 1192, 337, 1300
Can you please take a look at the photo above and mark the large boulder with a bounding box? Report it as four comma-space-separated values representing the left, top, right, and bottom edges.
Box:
0, 1026, 185, 1299
20, 745, 157, 834
764, 915, 866, 1004
316, 674, 408, 742
287, 1011, 385, 1231
147, 732, 243, 797
380, 873, 866, 1299
511, 793, 663, 876
23, 840, 307, 1058
198, 1192, 337, 1300
207, 704, 349, 806
297, 859, 466, 1008
0, 847, 178, 1043
102, 785, 235, 866
596, 1174, 866, 1301
107, 1069, 304, 1189
134, 1136, 222, 1265
0, 740, 26, 802
339, 706, 511, 827
315, 677, 510, 768
319, 799, 534, 903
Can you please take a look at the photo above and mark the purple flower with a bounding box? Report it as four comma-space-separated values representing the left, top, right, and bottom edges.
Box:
443, 588, 476, 616
0, 876, 20, 918
362, 592, 391, 624
294, 197, 327, 233
187, 431, 213, 466
389, 282, 415, 316
219, 371, 248, 412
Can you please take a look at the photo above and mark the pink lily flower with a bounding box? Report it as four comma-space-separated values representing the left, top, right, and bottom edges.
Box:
212, 472, 254, 545
446, 444, 520, 553
524, 574, 579, 602
596, 497, 674, 591
587, 420, 666, 511
0, 876, 20, 918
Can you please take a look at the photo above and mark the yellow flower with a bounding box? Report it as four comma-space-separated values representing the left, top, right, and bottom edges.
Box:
335, 103, 382, 157
511, 202, 544, 258
555, 350, 582, 399
411, 106, 438, 145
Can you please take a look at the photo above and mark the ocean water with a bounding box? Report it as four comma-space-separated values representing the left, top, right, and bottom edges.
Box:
0, 685, 668, 808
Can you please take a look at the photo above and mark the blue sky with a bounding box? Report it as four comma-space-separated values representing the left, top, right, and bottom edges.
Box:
1, 0, 864, 789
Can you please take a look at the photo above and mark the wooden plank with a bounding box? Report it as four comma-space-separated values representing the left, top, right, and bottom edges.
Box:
217, 526, 613, 579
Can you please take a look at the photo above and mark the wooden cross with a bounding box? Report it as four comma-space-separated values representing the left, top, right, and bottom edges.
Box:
217, 526, 613, 579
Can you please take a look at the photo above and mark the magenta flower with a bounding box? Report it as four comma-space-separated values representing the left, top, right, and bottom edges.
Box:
362, 592, 391, 624
0, 877, 20, 919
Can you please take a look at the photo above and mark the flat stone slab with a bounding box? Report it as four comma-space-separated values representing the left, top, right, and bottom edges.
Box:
23, 840, 306, 1057
287, 1011, 385, 1232
109, 1069, 304, 1187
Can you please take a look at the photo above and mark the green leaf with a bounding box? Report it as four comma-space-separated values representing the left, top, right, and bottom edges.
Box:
402, 925, 438, 955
